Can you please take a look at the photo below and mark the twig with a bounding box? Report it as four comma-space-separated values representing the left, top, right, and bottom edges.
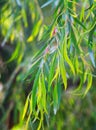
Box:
3, 65, 23, 104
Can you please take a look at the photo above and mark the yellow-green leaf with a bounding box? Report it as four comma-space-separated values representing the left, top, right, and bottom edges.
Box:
27, 35, 34, 42
84, 74, 92, 96
74, 56, 79, 74
48, 54, 56, 91
37, 77, 42, 109
22, 96, 29, 120
27, 20, 42, 42
41, 73, 47, 113
63, 38, 75, 75
60, 55, 67, 89
33, 20, 42, 37
51, 65, 59, 83
21, 8, 28, 27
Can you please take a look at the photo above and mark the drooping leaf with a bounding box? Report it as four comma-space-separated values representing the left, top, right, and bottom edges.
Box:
53, 82, 58, 114
32, 69, 41, 111
21, 7, 28, 27
27, 20, 42, 42
59, 54, 67, 89
84, 73, 92, 96
71, 25, 80, 52
63, 36, 75, 75
7, 43, 21, 63
37, 76, 42, 110
74, 56, 79, 74
80, 6, 84, 22
51, 65, 59, 83
48, 53, 56, 91
74, 17, 86, 30
41, 73, 47, 113
37, 72, 47, 113
22, 95, 29, 120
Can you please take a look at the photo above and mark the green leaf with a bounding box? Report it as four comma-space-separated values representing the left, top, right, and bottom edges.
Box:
22, 95, 29, 120
80, 6, 84, 21
32, 69, 41, 111
71, 25, 80, 52
88, 20, 96, 47
59, 54, 67, 89
7, 43, 20, 63
33, 20, 42, 37
21, 7, 28, 27
37, 76, 42, 110
53, 82, 58, 114
37, 73, 47, 113
74, 56, 79, 74
41, 73, 47, 113
84, 71, 87, 83
48, 54, 56, 91
74, 17, 86, 29
84, 73, 92, 96
51, 66, 59, 83
63, 37, 75, 75
27, 20, 42, 42
25, 112, 31, 130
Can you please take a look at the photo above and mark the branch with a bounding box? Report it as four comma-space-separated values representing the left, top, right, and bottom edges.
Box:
3, 65, 23, 104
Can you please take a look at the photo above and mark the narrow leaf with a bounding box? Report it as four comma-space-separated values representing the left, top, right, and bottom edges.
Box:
7, 43, 20, 63
32, 69, 41, 111
63, 37, 75, 75
22, 96, 29, 120
41, 73, 47, 113
37, 76, 42, 110
71, 25, 80, 52
60, 54, 67, 89
74, 17, 86, 29
84, 74, 92, 96
53, 83, 58, 114
48, 54, 56, 91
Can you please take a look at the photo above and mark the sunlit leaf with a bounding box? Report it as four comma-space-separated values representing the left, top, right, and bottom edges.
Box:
33, 20, 42, 37
80, 6, 84, 22
84, 73, 92, 96
51, 65, 59, 83
27, 35, 34, 42
22, 95, 29, 120
7, 43, 21, 63
27, 20, 42, 42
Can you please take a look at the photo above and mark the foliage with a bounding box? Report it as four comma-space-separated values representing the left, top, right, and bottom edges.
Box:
0, 0, 96, 130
